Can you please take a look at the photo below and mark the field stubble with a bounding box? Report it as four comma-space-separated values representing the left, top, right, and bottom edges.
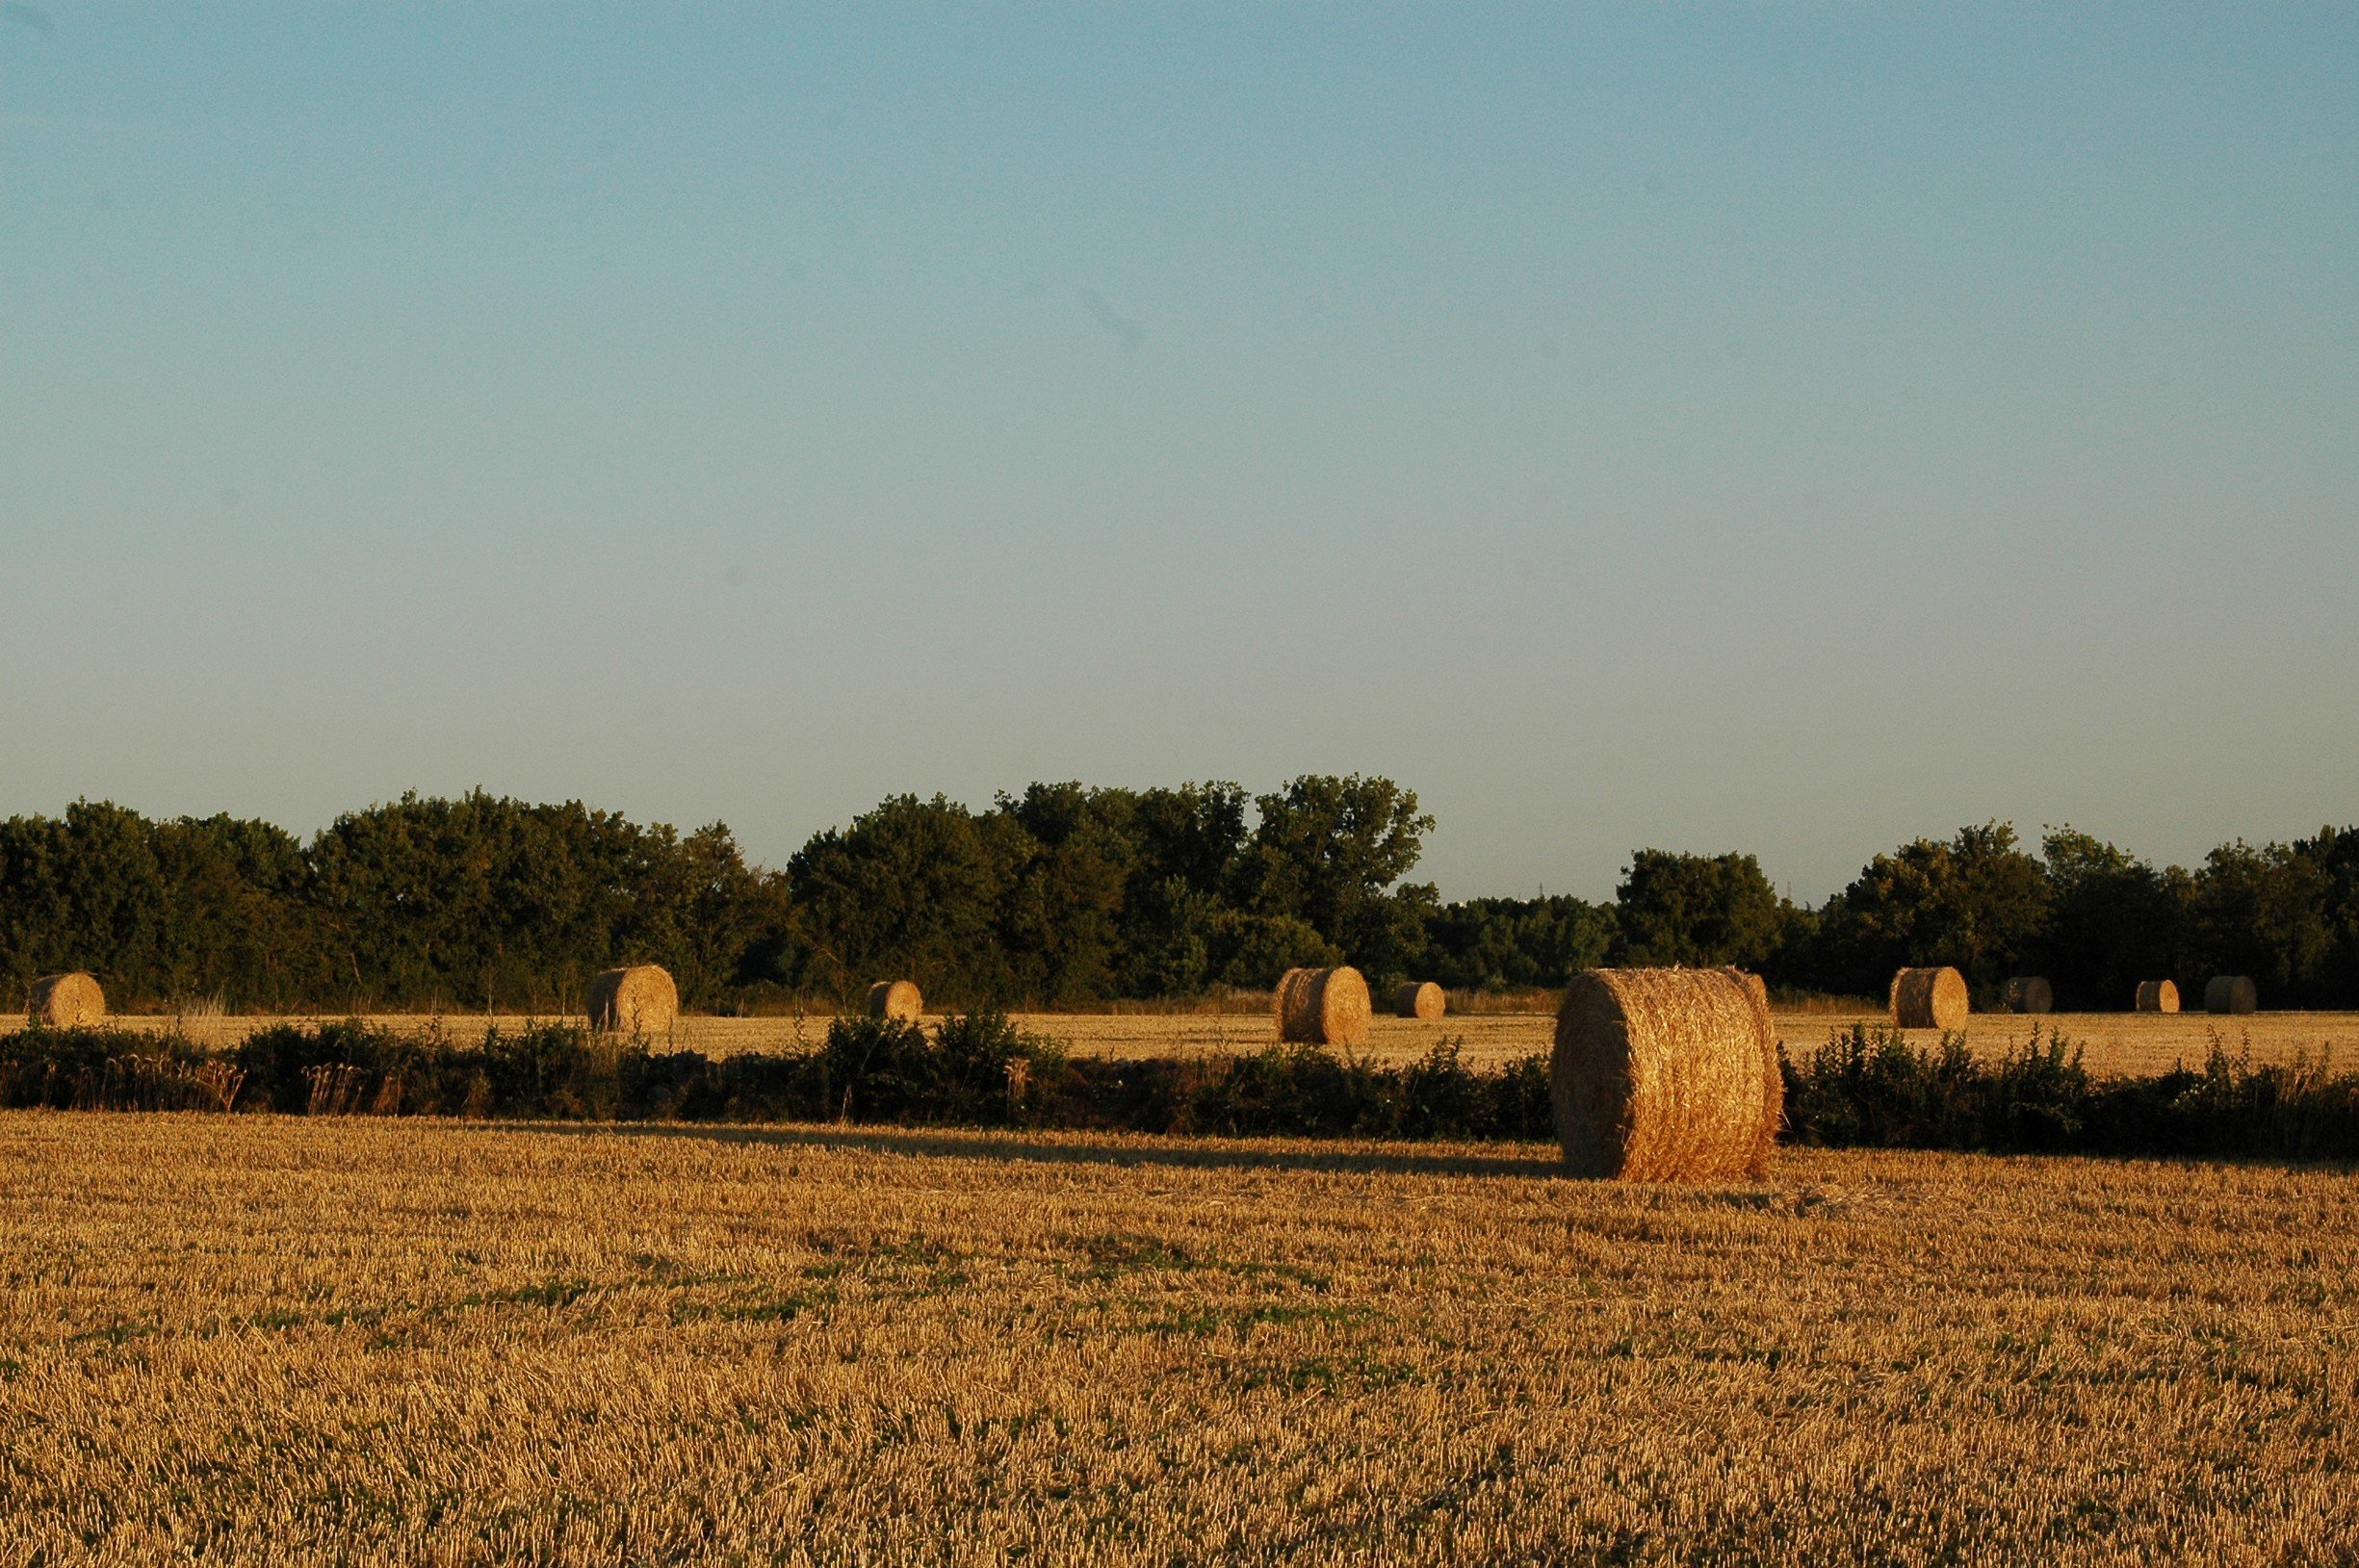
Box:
2, 1114, 2356, 1563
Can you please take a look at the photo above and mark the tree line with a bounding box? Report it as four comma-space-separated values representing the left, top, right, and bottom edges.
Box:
2, 784, 2355, 1012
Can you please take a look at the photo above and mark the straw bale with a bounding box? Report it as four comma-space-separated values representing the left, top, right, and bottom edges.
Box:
29, 971, 105, 1027
1273, 966, 1372, 1047
2002, 977, 2054, 1015
1551, 967, 1779, 1181
1391, 981, 1446, 1020
585, 964, 677, 1035
1890, 966, 1969, 1030
2203, 975, 2257, 1015
867, 979, 923, 1024
2135, 979, 2180, 1014
1729, 970, 1770, 1012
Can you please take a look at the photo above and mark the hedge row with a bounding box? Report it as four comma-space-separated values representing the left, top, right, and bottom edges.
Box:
1780, 1022, 2359, 1162
0, 1015, 1553, 1142
5, 1018, 2357, 1164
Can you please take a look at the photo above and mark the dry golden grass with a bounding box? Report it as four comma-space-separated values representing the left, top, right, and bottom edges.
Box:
15, 1009, 2359, 1078
2, 1114, 2357, 1562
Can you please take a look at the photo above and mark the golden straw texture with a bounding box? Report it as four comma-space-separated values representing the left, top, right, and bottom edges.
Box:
1273, 967, 1373, 1047
28, 972, 105, 1028
2002, 977, 2054, 1015
585, 965, 678, 1036
2204, 976, 2258, 1015
867, 980, 923, 1024
1391, 982, 1446, 1020
2136, 980, 2181, 1015
1552, 967, 1780, 1182
1890, 967, 1969, 1030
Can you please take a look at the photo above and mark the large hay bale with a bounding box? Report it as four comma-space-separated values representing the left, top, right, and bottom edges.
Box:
1552, 967, 1779, 1181
2204, 975, 2257, 1015
1391, 981, 1445, 1020
2002, 976, 2054, 1015
29, 971, 105, 1027
585, 964, 678, 1035
1274, 966, 1372, 1047
2135, 979, 2180, 1014
1890, 966, 1969, 1030
867, 979, 922, 1024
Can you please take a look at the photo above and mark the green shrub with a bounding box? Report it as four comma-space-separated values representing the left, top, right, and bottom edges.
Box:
1782, 1023, 2359, 1162
15, 1015, 2359, 1163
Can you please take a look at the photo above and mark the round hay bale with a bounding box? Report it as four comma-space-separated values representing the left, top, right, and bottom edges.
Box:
1726, 969, 1770, 1012
2204, 975, 2257, 1015
2002, 976, 2054, 1015
29, 971, 105, 1027
585, 964, 678, 1035
867, 979, 922, 1024
1273, 966, 1372, 1048
2134, 979, 2180, 1014
1890, 966, 1969, 1030
1552, 967, 1780, 1182
1391, 981, 1446, 1020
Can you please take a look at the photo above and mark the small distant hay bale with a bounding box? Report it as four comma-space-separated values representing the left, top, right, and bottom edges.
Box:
867, 979, 923, 1023
2135, 979, 2180, 1014
2002, 977, 2054, 1015
1727, 969, 1770, 1012
1391, 981, 1446, 1020
1274, 966, 1372, 1047
586, 964, 678, 1035
30, 971, 105, 1027
1552, 967, 1779, 1182
1890, 966, 1969, 1030
2204, 975, 2257, 1015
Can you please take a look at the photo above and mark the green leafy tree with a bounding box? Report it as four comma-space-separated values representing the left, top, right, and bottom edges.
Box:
1421, 896, 1617, 991
1205, 910, 1345, 989
0, 801, 168, 995
786, 794, 1011, 1004
1611, 849, 1789, 969
1813, 823, 2052, 998
993, 784, 1135, 1004
1114, 783, 1251, 996
2296, 826, 2359, 1006
1231, 775, 1435, 975
303, 792, 788, 1011
2035, 829, 2193, 1009
2190, 840, 2335, 1001
151, 814, 326, 1010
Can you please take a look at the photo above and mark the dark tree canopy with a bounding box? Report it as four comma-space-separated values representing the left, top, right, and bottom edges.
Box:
3, 788, 2355, 1013
1611, 850, 1791, 969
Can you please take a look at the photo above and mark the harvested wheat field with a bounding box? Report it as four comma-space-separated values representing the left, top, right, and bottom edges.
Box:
2, 1114, 2357, 1562
16, 1009, 2359, 1078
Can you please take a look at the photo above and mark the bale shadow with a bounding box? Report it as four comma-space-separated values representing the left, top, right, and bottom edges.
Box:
520, 1120, 1567, 1181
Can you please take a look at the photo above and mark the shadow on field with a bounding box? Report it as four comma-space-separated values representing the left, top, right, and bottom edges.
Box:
523, 1121, 1568, 1181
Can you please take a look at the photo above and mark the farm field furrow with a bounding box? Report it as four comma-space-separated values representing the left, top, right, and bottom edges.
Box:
2, 1115, 2357, 1563
9, 1008, 2355, 1077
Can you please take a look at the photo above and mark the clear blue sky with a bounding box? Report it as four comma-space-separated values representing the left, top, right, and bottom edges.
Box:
3, 4, 2353, 901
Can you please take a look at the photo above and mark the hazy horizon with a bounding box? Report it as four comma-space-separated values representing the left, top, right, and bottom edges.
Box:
5, 4, 2353, 903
